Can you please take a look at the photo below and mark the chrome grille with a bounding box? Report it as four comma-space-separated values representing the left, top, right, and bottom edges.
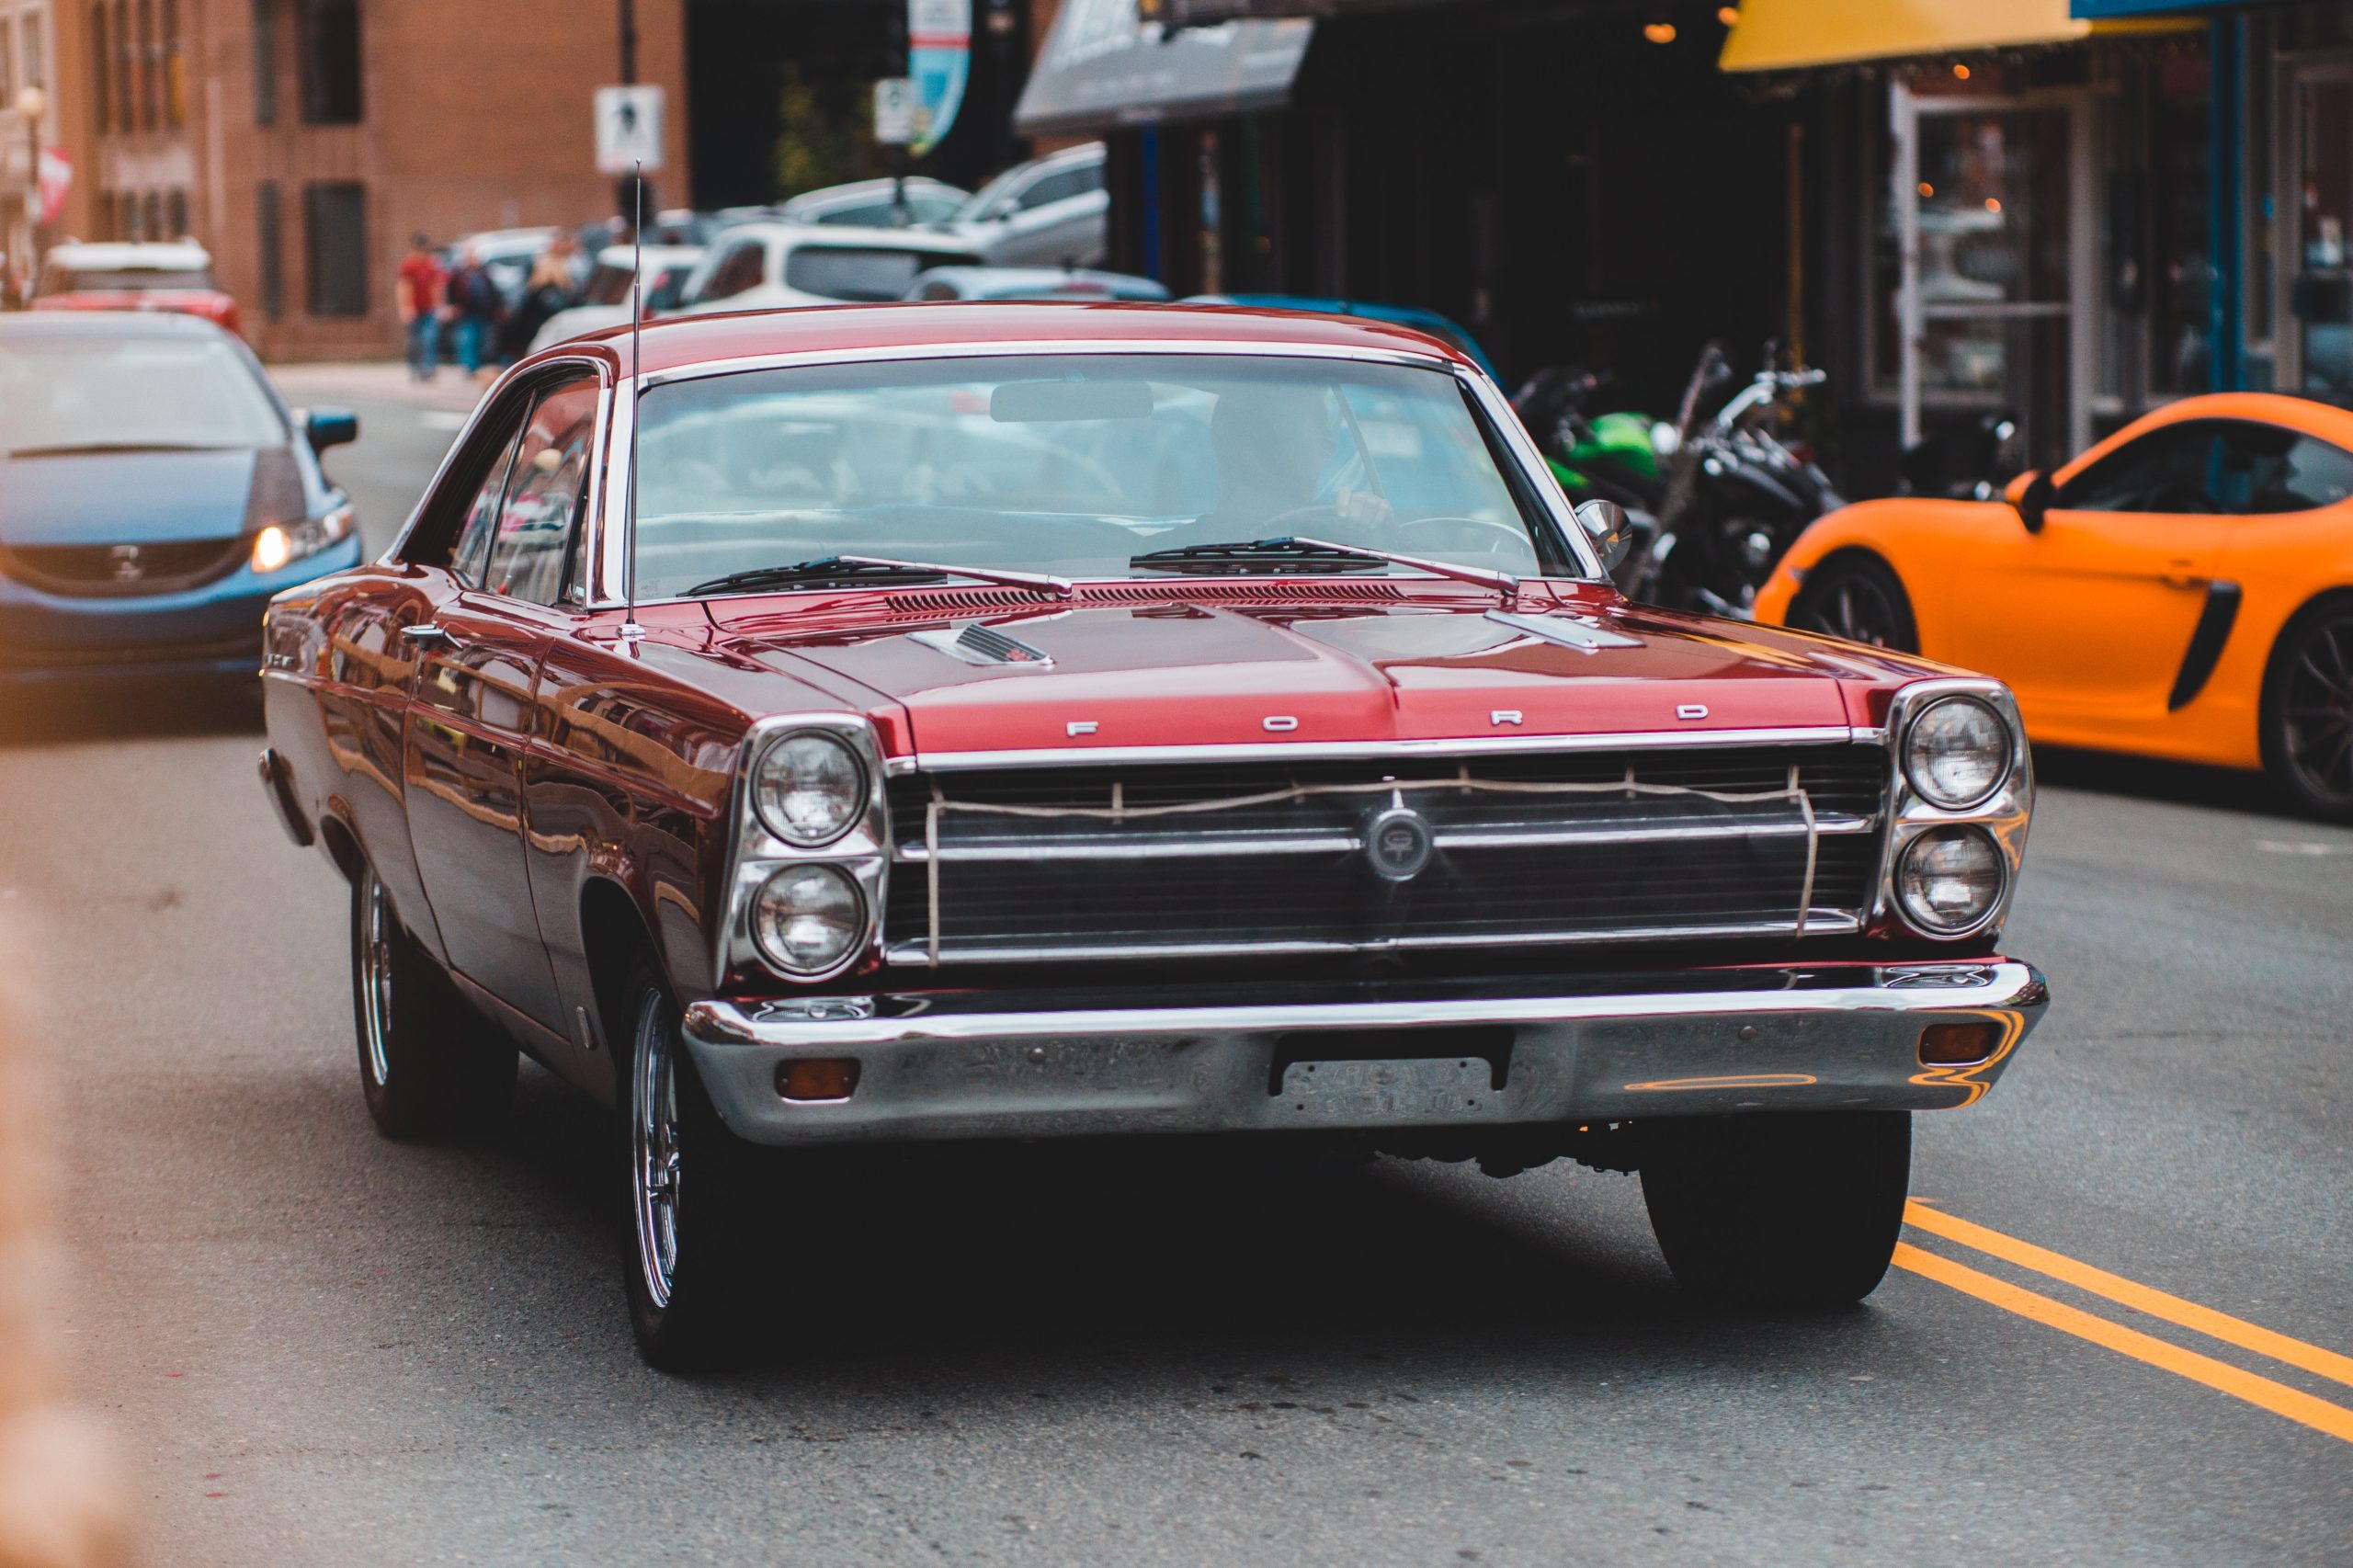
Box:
884, 744, 1888, 965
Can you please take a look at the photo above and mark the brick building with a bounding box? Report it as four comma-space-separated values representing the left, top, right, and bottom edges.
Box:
6, 0, 688, 359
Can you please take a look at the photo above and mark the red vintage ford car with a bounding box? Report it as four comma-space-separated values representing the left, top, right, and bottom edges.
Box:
256, 303, 2047, 1367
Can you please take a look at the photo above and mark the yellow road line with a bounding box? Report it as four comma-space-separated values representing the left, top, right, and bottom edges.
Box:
1904, 1200, 2353, 1392
1892, 1244, 2353, 1445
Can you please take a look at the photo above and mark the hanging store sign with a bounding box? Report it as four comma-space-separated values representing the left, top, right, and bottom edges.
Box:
906, 0, 971, 158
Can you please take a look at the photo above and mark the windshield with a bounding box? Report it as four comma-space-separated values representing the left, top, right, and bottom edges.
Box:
631, 353, 1559, 600
0, 334, 287, 456
40, 267, 216, 294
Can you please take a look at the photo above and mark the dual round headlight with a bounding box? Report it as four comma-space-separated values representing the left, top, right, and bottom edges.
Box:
1903, 696, 2011, 810
753, 730, 869, 846
1896, 825, 2005, 936
752, 863, 868, 976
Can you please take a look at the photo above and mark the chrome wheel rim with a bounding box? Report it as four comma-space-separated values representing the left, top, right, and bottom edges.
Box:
631, 990, 683, 1311
1801, 572, 1903, 648
2283, 612, 2353, 806
358, 875, 394, 1087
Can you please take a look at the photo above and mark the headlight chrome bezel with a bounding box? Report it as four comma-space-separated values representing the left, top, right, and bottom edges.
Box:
720, 714, 889, 985
250, 502, 356, 574
1902, 694, 2011, 811
1878, 678, 2033, 943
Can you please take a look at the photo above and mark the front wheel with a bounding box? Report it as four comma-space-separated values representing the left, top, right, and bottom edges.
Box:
350, 865, 516, 1140
2261, 595, 2353, 823
1786, 553, 1919, 653
1640, 1111, 1911, 1309
620, 960, 761, 1370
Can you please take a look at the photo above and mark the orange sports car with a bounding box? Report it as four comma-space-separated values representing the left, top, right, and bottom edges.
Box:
1754, 392, 2353, 820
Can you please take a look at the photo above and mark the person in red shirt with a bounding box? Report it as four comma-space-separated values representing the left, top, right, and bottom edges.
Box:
396, 234, 447, 381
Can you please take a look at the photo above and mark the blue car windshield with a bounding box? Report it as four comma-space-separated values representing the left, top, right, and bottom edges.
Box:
0, 335, 286, 457
630, 353, 1556, 600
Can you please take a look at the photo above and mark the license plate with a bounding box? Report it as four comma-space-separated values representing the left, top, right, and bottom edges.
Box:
1277, 1057, 1500, 1124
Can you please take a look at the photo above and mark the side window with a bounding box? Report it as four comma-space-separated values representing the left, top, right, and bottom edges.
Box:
483, 378, 600, 605
698, 239, 767, 302
1017, 167, 1090, 211
2219, 423, 2353, 514
2054, 423, 2229, 515
426, 406, 528, 581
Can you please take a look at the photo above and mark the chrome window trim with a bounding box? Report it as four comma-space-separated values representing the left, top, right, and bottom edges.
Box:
588, 338, 1605, 608
1874, 677, 2033, 941
382, 352, 616, 580
883, 725, 1869, 774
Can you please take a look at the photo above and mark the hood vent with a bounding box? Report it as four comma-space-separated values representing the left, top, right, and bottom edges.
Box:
909, 621, 1055, 667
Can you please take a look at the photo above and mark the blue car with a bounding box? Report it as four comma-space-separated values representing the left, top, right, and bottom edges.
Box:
0, 312, 363, 685
1185, 294, 1501, 382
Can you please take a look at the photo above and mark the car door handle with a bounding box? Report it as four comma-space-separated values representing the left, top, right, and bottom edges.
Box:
2160, 560, 2203, 588
401, 623, 452, 645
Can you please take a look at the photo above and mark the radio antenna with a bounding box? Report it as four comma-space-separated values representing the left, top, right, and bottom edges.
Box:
620, 161, 647, 643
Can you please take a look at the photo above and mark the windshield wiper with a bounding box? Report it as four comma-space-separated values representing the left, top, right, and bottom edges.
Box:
682, 554, 1074, 599
6, 441, 239, 459
1130, 535, 1521, 604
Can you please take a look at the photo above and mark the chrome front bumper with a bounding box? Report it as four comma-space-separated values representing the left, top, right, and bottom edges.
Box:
680, 960, 2049, 1146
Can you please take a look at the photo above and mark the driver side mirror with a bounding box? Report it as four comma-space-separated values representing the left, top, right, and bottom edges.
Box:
2006, 469, 2054, 534
1574, 498, 1632, 574
303, 407, 359, 453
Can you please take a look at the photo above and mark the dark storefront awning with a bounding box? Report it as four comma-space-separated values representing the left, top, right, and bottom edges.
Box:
1013, 0, 1314, 136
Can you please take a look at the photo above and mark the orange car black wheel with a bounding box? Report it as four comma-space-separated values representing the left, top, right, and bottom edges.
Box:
2263, 593, 2353, 822
1788, 552, 1918, 653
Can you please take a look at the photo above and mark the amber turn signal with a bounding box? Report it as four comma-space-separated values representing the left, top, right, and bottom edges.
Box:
1918, 1022, 1999, 1066
777, 1057, 861, 1101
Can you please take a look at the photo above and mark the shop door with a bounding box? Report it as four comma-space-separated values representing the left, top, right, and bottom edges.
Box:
1893, 85, 2096, 470
2281, 57, 2353, 400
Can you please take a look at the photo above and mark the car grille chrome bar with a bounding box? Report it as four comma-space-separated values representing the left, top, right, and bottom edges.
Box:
885, 744, 1889, 967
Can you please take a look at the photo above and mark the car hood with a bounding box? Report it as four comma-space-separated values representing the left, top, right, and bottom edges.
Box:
0, 447, 285, 546
701, 585, 1925, 760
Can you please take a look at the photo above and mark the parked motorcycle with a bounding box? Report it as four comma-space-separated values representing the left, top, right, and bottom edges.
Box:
1517, 345, 1842, 617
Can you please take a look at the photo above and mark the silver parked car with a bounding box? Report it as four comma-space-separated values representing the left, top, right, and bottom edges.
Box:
930, 142, 1108, 267
779, 176, 970, 229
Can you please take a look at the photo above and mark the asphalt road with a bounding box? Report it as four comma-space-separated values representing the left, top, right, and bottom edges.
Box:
2, 378, 2348, 1565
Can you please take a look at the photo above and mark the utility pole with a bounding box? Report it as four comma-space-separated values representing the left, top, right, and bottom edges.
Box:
619, 0, 639, 84
16, 85, 46, 304
615, 0, 644, 225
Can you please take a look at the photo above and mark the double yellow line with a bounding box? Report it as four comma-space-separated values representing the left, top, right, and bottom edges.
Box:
1895, 1200, 2353, 1444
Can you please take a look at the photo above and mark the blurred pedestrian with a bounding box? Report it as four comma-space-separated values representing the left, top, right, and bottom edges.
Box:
499, 248, 577, 366
443, 244, 502, 381
395, 233, 445, 381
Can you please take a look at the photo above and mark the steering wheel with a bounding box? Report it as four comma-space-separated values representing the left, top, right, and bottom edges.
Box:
1396, 513, 1538, 560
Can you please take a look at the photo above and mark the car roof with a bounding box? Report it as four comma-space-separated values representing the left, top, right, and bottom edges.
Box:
784, 176, 964, 206
908, 267, 1169, 301
0, 309, 228, 338
554, 301, 1482, 378
44, 241, 211, 269
718, 222, 984, 256
594, 244, 702, 267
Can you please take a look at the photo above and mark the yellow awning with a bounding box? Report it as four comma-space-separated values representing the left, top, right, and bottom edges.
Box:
1720, 0, 2188, 74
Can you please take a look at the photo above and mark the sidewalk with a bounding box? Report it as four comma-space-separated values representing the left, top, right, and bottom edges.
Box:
267, 360, 488, 414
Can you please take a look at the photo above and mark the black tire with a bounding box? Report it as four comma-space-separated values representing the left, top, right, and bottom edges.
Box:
349, 864, 517, 1141
1640, 1111, 1911, 1309
1787, 553, 1919, 653
2259, 593, 2353, 824
617, 957, 762, 1370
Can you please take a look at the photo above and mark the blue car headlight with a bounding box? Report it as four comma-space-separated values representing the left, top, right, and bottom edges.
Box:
251, 503, 356, 574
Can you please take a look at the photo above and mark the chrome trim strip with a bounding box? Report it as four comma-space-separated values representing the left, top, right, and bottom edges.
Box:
886, 725, 1866, 774
894, 812, 1879, 862
881, 914, 1865, 966
633, 336, 1461, 392
690, 959, 2042, 1050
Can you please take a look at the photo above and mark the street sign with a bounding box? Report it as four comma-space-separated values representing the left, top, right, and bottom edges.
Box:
594, 85, 665, 175
906, 0, 971, 157
873, 77, 916, 146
